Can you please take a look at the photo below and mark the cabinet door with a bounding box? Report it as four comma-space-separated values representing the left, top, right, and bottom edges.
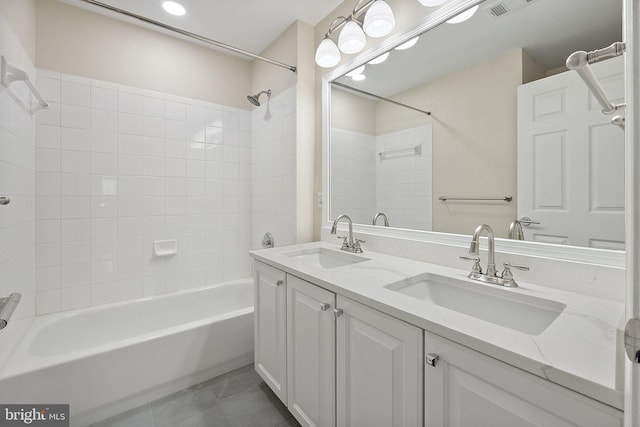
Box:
336, 296, 423, 427
424, 331, 623, 427
287, 275, 336, 427
254, 261, 287, 403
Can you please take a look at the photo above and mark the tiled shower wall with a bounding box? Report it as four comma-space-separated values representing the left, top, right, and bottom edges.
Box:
34, 70, 253, 315
376, 125, 433, 231
330, 125, 433, 230
251, 86, 297, 249
0, 14, 36, 322
330, 128, 376, 225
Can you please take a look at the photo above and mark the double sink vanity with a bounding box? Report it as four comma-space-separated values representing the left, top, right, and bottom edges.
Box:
251, 238, 625, 426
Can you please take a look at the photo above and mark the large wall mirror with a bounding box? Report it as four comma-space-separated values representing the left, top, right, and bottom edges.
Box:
326, 0, 624, 254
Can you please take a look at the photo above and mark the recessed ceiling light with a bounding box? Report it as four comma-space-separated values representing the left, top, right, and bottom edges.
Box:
395, 37, 419, 51
369, 52, 390, 65
162, 1, 186, 16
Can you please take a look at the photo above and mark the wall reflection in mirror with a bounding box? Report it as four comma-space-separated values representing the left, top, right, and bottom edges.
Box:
329, 0, 624, 250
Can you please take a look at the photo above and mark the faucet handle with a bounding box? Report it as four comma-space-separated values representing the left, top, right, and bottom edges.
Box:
337, 236, 350, 249
459, 255, 482, 274
500, 262, 529, 287
503, 262, 529, 271
353, 238, 365, 253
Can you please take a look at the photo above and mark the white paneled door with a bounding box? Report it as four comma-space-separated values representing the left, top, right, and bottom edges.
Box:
517, 56, 625, 249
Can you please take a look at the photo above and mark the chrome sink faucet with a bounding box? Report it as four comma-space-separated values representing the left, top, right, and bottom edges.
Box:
372, 212, 389, 227
460, 224, 529, 287
331, 214, 364, 253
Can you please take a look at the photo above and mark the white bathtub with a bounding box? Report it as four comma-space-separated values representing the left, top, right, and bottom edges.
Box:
0, 279, 254, 426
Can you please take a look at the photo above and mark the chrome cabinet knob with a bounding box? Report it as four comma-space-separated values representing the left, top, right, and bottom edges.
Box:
275, 280, 283, 287
320, 303, 330, 311
0, 197, 10, 205
426, 353, 439, 367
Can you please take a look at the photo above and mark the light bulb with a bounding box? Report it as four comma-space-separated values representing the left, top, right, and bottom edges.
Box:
315, 38, 341, 68
368, 52, 390, 65
352, 74, 366, 81
346, 65, 366, 77
338, 20, 367, 54
395, 37, 419, 51
162, 1, 186, 16
418, 0, 448, 6
363, 0, 396, 38
446, 5, 479, 23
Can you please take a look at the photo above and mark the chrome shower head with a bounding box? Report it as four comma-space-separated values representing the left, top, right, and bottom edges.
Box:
247, 89, 271, 106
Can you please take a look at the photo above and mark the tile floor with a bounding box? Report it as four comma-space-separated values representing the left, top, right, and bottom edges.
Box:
90, 364, 301, 427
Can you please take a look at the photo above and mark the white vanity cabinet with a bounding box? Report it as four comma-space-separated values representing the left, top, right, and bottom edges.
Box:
254, 261, 287, 403
336, 296, 423, 427
424, 331, 623, 427
286, 275, 336, 427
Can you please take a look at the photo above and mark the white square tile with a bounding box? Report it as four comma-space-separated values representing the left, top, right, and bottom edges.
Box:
118, 134, 143, 156
143, 117, 164, 138
61, 127, 90, 151
92, 239, 118, 262
91, 218, 117, 240
35, 148, 60, 172
142, 136, 165, 158
92, 109, 118, 132
61, 263, 91, 287
91, 196, 117, 218
118, 237, 143, 260
118, 277, 144, 300
61, 218, 91, 241
143, 156, 165, 177
35, 102, 60, 126
166, 158, 185, 177
118, 91, 143, 115
36, 172, 60, 196
36, 289, 61, 315
91, 131, 118, 153
118, 154, 143, 176
92, 261, 118, 283
119, 113, 143, 135
36, 266, 61, 291
117, 196, 142, 217
165, 119, 185, 139
35, 220, 60, 244
36, 124, 60, 149
91, 281, 118, 305
118, 217, 142, 238
61, 240, 91, 264
165, 101, 185, 121
35, 196, 61, 219
118, 259, 144, 280
117, 176, 142, 196
61, 81, 90, 107
91, 153, 117, 175
60, 285, 91, 310
143, 96, 164, 118
61, 173, 91, 196
143, 176, 164, 196
166, 139, 186, 159
61, 104, 90, 129
91, 86, 118, 111
36, 242, 60, 267
61, 150, 90, 174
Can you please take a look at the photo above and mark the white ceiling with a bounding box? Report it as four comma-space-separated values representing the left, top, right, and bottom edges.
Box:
59, 0, 343, 55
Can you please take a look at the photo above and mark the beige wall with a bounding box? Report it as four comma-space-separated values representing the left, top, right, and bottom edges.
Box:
331, 88, 376, 135
251, 21, 298, 97
0, 0, 36, 62
36, 0, 251, 109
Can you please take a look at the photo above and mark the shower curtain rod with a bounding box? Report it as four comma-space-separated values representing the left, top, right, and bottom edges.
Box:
78, 0, 297, 73
331, 81, 431, 116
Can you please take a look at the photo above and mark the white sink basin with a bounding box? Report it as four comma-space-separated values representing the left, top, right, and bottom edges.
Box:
385, 273, 566, 335
283, 247, 369, 269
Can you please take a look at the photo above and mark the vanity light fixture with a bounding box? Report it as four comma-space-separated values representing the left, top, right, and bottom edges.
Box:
315, 0, 396, 68
368, 52, 390, 64
395, 36, 419, 50
446, 5, 479, 23
161, 1, 186, 16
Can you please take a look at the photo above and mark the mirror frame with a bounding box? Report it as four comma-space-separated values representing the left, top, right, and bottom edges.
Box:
321, 0, 625, 268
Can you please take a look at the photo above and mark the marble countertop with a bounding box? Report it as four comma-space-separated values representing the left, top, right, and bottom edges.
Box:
250, 241, 626, 410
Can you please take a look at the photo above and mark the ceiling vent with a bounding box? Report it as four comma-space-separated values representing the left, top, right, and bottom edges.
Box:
484, 0, 537, 17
